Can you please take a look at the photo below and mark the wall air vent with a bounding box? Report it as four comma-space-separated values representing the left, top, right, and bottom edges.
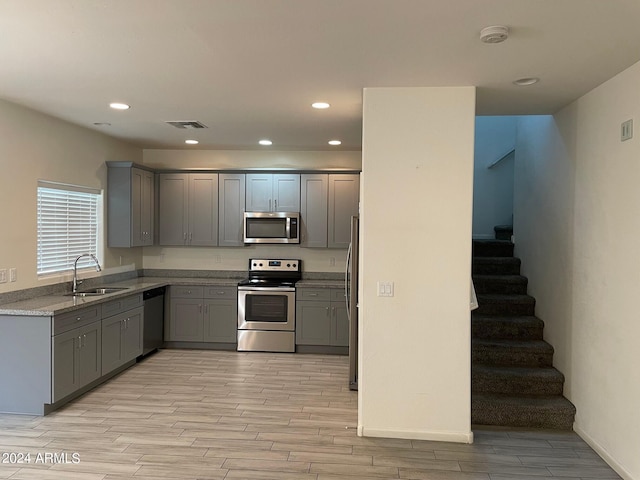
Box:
165, 121, 208, 129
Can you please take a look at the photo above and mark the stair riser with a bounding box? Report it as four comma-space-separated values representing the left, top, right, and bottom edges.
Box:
472, 376, 564, 395
472, 348, 553, 368
473, 242, 514, 257
473, 280, 528, 295
475, 302, 535, 316
473, 259, 521, 275
471, 405, 574, 430
472, 321, 543, 341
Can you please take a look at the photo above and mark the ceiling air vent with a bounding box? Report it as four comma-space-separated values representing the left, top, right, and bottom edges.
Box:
165, 121, 208, 129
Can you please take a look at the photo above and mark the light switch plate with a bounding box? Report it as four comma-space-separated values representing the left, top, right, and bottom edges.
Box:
377, 281, 394, 297
0, 269, 6, 283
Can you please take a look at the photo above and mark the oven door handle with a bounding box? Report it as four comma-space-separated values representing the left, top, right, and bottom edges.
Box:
238, 286, 296, 292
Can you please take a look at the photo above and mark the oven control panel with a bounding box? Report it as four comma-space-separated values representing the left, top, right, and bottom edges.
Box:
249, 259, 301, 272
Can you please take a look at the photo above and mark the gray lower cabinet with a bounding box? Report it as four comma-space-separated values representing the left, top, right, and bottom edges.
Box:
101, 306, 144, 376
52, 320, 102, 403
167, 286, 237, 344
296, 288, 348, 347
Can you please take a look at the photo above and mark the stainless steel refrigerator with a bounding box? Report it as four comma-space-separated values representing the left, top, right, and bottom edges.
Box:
346, 215, 359, 391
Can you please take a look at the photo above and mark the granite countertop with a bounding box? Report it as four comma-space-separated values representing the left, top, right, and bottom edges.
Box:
0, 276, 242, 317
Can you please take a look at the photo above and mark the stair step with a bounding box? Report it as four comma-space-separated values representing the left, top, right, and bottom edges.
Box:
494, 225, 513, 241
472, 394, 576, 430
472, 339, 554, 367
473, 257, 521, 275
476, 294, 535, 316
472, 315, 544, 341
473, 275, 528, 295
472, 365, 565, 395
473, 240, 514, 257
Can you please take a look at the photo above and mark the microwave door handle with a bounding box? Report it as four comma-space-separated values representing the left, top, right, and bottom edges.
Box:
286, 216, 291, 238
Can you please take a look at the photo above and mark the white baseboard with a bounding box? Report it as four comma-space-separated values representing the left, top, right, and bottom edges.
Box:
358, 426, 474, 444
574, 425, 636, 480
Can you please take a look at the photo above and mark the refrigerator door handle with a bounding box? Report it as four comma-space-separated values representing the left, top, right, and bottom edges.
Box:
345, 242, 352, 321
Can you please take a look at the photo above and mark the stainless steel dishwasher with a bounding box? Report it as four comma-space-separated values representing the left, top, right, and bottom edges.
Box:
142, 287, 165, 356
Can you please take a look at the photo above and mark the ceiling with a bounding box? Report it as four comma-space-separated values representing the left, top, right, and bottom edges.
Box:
2, 0, 640, 151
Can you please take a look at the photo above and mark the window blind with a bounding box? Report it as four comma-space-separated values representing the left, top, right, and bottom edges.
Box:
37, 182, 101, 276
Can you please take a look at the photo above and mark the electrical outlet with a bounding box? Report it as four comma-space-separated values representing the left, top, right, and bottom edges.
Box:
214, 255, 222, 263
0, 269, 7, 283
9, 268, 17, 282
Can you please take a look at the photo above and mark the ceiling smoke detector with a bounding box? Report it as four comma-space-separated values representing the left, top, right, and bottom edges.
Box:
480, 25, 509, 44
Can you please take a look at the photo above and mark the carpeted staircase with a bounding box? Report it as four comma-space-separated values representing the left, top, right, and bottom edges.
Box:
471, 236, 576, 429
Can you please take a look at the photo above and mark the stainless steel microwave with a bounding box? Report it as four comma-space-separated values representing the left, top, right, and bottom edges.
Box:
243, 212, 300, 244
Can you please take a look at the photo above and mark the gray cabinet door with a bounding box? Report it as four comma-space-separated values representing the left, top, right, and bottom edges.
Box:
203, 299, 237, 343
295, 301, 331, 345
101, 314, 124, 375
168, 298, 204, 341
78, 322, 102, 387
189, 173, 218, 246
300, 174, 328, 247
328, 174, 360, 248
246, 173, 300, 212
273, 174, 300, 212
219, 174, 246, 246
159, 174, 189, 245
140, 169, 154, 245
331, 302, 349, 347
107, 164, 154, 248
122, 307, 144, 360
52, 329, 79, 402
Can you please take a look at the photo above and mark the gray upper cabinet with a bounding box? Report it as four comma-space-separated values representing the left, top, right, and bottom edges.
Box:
159, 173, 219, 246
218, 174, 246, 246
328, 174, 360, 248
107, 163, 154, 247
246, 173, 300, 212
300, 174, 329, 248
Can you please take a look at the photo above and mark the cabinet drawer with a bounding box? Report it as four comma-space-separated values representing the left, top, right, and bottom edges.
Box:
53, 305, 102, 335
170, 286, 204, 299
297, 288, 331, 301
101, 293, 143, 318
203, 286, 237, 299
331, 288, 346, 302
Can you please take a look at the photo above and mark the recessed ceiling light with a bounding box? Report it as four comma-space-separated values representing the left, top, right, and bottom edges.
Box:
259, 139, 273, 146
109, 102, 130, 110
185, 139, 199, 145
328, 140, 342, 146
513, 77, 540, 86
312, 102, 330, 109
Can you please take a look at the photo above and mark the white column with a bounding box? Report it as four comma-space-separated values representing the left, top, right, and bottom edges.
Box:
359, 87, 476, 443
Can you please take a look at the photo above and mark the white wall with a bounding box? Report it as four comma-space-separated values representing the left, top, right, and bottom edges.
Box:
514, 61, 640, 479
0, 99, 142, 294
359, 87, 475, 443
142, 149, 362, 273
473, 116, 517, 239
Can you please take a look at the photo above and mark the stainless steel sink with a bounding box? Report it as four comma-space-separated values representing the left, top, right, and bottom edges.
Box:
67, 287, 130, 297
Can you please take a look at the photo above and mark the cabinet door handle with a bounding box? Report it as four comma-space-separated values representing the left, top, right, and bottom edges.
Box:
183, 232, 187, 244
274, 199, 277, 210
216, 291, 225, 295
199, 304, 202, 313
190, 232, 193, 243
308, 293, 318, 297
77, 336, 82, 349
83, 334, 87, 348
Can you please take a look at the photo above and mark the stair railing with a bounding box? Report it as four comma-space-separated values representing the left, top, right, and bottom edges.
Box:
487, 148, 515, 169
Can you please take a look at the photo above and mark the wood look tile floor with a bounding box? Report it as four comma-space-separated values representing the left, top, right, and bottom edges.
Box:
0, 350, 621, 480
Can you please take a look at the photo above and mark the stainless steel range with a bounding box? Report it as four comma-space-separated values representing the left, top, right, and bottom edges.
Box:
237, 258, 301, 352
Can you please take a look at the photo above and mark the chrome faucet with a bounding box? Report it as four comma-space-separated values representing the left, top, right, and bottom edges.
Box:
72, 253, 102, 293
